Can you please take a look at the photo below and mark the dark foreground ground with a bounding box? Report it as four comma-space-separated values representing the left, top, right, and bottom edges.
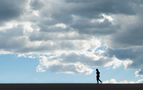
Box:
0, 84, 143, 90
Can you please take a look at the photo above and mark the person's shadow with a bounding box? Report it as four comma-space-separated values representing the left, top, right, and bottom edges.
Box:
96, 69, 102, 84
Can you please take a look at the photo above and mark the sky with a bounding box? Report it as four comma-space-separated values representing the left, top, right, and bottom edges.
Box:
0, 0, 143, 83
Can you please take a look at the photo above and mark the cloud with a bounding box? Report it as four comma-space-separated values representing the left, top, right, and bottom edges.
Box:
0, 0, 27, 23
34, 46, 133, 75
36, 56, 93, 75
0, 0, 143, 77
104, 56, 133, 69
104, 78, 143, 83
65, 0, 137, 15
106, 47, 143, 75
137, 79, 143, 83
28, 0, 140, 37
1, 0, 142, 53
135, 69, 143, 77
104, 78, 135, 83
30, 0, 44, 10
111, 18, 143, 47
109, 6, 143, 47
70, 14, 119, 35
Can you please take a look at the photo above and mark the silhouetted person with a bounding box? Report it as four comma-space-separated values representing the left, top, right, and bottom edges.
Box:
96, 69, 102, 84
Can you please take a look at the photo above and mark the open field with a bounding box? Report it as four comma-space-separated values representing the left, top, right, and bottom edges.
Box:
0, 84, 143, 90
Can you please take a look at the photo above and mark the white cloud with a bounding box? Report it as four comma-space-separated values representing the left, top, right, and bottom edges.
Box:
104, 78, 135, 83
104, 56, 133, 69
36, 56, 93, 75
75, 62, 93, 75
54, 23, 67, 29
137, 79, 143, 83
104, 78, 143, 83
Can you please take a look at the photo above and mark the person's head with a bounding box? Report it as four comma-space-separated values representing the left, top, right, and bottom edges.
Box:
96, 69, 98, 71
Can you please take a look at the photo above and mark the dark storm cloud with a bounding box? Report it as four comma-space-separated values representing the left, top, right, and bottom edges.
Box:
30, 0, 44, 10
108, 0, 143, 47
65, 0, 136, 16
106, 48, 134, 60
32, 0, 141, 38
0, 0, 142, 54
69, 15, 119, 35
0, 25, 26, 50
62, 0, 142, 36
112, 19, 143, 47
0, 0, 26, 23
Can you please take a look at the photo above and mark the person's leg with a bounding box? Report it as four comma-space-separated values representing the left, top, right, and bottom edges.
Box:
96, 77, 99, 84
99, 79, 102, 83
